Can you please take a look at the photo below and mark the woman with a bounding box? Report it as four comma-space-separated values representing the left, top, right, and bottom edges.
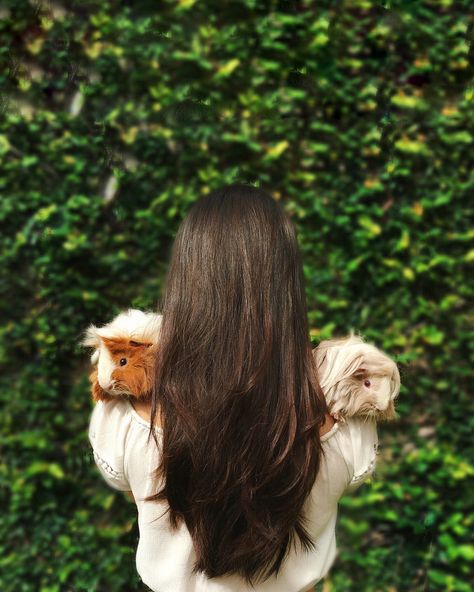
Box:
88, 184, 378, 591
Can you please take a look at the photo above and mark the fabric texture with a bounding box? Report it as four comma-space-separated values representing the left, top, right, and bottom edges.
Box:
88, 398, 379, 592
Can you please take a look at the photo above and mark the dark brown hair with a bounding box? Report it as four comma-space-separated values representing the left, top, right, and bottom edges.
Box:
145, 184, 328, 587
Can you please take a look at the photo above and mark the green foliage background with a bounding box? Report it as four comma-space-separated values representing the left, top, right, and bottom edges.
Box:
1, 0, 473, 590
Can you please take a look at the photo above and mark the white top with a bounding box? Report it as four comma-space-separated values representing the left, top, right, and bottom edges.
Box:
88, 398, 379, 592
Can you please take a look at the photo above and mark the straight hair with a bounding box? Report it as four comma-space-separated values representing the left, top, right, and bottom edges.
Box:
144, 184, 329, 587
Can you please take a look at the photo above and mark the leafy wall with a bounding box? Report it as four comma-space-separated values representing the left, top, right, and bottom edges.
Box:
0, 0, 472, 590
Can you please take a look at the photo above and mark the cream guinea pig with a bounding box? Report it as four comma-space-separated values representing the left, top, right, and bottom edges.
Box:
312, 330, 401, 421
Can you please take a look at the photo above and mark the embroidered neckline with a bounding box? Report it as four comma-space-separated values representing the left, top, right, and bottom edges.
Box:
126, 399, 163, 433
126, 400, 343, 442
320, 421, 340, 442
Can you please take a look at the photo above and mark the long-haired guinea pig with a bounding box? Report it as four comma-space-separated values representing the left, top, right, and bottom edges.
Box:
313, 331, 401, 422
80, 308, 163, 402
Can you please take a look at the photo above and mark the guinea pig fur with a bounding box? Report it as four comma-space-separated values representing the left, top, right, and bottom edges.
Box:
313, 331, 401, 422
81, 308, 163, 402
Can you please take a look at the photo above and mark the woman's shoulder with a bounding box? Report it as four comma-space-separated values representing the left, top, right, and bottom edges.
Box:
321, 416, 379, 495
88, 398, 135, 491
88, 397, 132, 443
88, 397, 162, 494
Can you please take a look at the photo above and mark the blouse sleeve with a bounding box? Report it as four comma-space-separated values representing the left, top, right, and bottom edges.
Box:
88, 399, 131, 491
341, 416, 379, 495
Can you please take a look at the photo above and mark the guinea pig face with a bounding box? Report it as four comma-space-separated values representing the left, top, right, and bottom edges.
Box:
346, 366, 399, 420
97, 336, 155, 398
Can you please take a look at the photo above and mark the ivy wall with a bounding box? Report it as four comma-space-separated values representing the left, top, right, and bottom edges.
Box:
1, 1, 472, 590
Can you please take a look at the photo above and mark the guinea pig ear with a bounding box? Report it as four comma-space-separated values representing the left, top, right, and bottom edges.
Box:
312, 343, 329, 380
314, 336, 367, 391
129, 340, 153, 348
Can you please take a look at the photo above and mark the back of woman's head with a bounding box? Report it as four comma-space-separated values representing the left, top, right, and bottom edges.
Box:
146, 183, 328, 586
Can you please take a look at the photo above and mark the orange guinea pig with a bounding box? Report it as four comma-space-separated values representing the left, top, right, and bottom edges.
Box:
81, 308, 162, 402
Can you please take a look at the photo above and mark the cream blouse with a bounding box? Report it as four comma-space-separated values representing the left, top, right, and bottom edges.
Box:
88, 398, 379, 592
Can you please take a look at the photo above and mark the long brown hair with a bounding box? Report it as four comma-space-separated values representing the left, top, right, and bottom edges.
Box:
145, 184, 329, 586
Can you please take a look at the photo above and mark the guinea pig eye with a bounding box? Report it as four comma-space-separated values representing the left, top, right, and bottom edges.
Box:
364, 379, 371, 387
119, 358, 127, 366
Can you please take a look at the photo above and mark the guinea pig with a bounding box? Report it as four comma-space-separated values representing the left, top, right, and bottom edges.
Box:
81, 308, 163, 402
313, 331, 401, 422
